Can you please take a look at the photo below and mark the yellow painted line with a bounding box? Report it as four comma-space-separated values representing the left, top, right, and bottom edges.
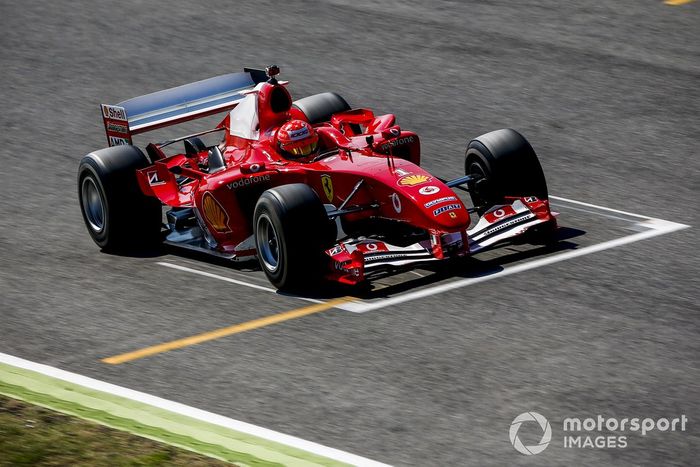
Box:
664, 0, 695, 5
102, 297, 354, 365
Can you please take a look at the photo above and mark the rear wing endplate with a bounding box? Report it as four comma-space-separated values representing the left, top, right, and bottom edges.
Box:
101, 68, 267, 146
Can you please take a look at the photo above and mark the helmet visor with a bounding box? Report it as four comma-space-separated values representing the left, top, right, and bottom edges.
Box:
282, 140, 318, 157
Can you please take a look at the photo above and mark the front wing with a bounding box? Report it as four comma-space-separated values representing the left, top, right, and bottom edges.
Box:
325, 197, 555, 284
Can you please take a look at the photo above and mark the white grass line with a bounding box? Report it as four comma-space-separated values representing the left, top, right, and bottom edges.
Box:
549, 195, 654, 220
336, 218, 689, 313
0, 352, 391, 467
157, 262, 322, 304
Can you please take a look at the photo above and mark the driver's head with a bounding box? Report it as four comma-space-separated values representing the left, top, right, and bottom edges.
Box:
277, 120, 319, 159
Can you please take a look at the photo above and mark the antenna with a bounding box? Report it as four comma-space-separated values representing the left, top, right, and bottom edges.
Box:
266, 65, 280, 84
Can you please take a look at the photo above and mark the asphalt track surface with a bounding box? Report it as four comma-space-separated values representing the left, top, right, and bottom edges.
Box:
1, 1, 698, 465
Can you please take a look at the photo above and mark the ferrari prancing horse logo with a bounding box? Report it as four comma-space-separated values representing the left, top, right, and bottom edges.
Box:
321, 174, 334, 202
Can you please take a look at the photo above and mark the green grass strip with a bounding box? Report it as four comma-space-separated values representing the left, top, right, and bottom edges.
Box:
0, 362, 350, 467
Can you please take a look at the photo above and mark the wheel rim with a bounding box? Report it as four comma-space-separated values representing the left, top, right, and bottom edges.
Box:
81, 176, 105, 233
469, 159, 490, 199
468, 160, 487, 180
256, 214, 280, 272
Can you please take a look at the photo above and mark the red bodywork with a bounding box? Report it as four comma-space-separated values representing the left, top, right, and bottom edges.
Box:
133, 79, 554, 285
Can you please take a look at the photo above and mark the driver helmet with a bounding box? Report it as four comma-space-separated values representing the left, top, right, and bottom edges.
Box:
277, 120, 319, 159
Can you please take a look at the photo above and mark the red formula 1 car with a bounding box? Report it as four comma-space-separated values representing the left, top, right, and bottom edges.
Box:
78, 66, 556, 289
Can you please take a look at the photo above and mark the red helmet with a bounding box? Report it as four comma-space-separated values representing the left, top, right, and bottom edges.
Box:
277, 120, 319, 159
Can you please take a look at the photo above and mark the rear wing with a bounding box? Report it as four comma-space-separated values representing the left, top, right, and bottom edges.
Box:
101, 68, 268, 146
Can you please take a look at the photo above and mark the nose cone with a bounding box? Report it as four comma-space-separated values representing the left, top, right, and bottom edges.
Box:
394, 175, 470, 230
319, 155, 470, 231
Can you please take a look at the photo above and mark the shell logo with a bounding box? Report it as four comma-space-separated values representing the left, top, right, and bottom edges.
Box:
202, 192, 231, 233
398, 174, 431, 186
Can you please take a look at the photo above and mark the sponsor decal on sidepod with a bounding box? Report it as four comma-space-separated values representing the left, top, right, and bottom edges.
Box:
226, 174, 271, 190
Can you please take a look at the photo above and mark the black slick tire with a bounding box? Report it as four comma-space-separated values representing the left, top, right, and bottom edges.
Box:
253, 183, 335, 290
77, 145, 162, 251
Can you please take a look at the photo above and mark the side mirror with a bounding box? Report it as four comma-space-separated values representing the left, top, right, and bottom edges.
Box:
380, 126, 402, 139
241, 162, 266, 174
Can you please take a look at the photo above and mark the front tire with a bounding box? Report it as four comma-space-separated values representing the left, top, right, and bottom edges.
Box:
77, 145, 161, 251
465, 128, 548, 212
253, 184, 335, 290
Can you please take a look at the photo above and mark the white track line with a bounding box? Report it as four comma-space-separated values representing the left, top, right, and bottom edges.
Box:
550, 195, 654, 220
0, 352, 391, 467
549, 202, 640, 223
157, 262, 322, 304
159, 197, 689, 315
336, 218, 689, 313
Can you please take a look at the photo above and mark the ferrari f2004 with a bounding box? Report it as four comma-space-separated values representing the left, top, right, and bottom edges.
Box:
78, 66, 556, 289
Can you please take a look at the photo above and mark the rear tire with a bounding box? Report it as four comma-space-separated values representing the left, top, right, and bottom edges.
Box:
253, 184, 336, 290
465, 128, 548, 211
293, 92, 351, 124
77, 145, 162, 251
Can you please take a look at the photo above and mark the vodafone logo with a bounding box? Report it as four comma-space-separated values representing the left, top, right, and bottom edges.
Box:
418, 185, 440, 195
484, 205, 516, 223
358, 242, 387, 253
226, 174, 271, 190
